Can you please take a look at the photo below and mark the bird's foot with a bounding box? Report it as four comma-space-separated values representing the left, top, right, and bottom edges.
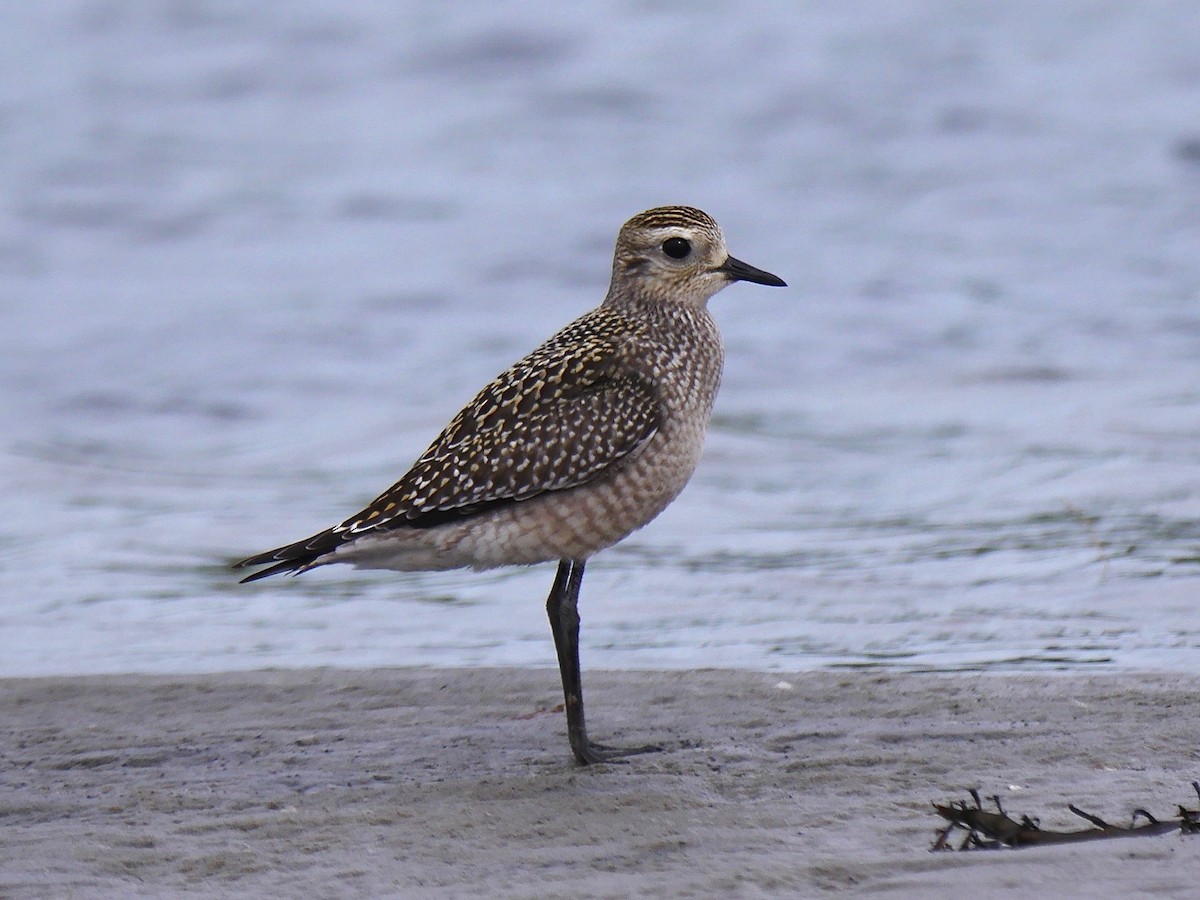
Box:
573, 739, 663, 766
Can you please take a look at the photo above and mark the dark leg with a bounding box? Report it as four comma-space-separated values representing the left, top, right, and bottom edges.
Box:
545, 558, 661, 765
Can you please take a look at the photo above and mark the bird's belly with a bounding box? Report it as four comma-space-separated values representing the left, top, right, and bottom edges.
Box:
331, 422, 706, 572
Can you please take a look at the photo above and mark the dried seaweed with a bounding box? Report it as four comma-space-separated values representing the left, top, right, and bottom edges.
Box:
932, 783, 1200, 851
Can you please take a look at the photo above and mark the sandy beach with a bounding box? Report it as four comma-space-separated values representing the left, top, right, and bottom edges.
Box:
2, 667, 1197, 897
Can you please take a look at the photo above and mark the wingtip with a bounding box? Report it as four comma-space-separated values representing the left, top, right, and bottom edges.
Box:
235, 558, 307, 583
231, 546, 304, 583
237, 566, 275, 584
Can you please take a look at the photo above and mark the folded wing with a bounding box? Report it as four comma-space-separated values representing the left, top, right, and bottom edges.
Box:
234, 310, 658, 581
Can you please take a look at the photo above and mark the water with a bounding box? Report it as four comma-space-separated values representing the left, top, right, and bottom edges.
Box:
2, 1, 1199, 677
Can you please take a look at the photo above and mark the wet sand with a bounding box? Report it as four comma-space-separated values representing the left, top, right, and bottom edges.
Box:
2, 668, 1198, 897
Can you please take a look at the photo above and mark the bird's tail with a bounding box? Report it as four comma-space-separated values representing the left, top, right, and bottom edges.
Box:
232, 530, 339, 582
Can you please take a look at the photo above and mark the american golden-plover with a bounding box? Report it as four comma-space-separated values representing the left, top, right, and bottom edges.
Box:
235, 206, 786, 764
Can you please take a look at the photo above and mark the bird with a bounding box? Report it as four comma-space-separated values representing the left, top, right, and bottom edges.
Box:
234, 205, 786, 765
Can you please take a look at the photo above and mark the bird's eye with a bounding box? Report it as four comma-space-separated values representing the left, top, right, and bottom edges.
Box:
662, 237, 692, 260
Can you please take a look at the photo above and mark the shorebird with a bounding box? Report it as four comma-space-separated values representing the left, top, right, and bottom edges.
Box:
234, 206, 786, 764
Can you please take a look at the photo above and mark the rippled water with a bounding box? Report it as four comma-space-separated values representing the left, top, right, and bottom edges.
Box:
3, 1, 1200, 676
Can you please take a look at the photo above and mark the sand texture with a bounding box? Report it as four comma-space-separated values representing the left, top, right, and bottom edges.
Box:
2, 668, 1198, 897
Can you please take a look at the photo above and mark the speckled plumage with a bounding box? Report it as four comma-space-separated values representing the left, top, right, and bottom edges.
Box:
236, 206, 766, 578
234, 206, 785, 764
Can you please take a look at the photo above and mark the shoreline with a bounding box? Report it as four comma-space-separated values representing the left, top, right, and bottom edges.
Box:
3, 667, 1198, 897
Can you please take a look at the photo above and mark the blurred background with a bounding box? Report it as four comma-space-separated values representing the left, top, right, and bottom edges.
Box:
2, 1, 1199, 676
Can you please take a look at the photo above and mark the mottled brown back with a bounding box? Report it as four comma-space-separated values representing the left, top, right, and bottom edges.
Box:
236, 307, 660, 577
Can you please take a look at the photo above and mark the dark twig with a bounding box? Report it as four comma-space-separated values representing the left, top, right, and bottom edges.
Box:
1179, 782, 1200, 835
1067, 804, 1111, 829
932, 787, 1199, 851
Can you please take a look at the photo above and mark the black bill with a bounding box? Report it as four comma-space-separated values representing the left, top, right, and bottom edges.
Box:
717, 255, 787, 287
